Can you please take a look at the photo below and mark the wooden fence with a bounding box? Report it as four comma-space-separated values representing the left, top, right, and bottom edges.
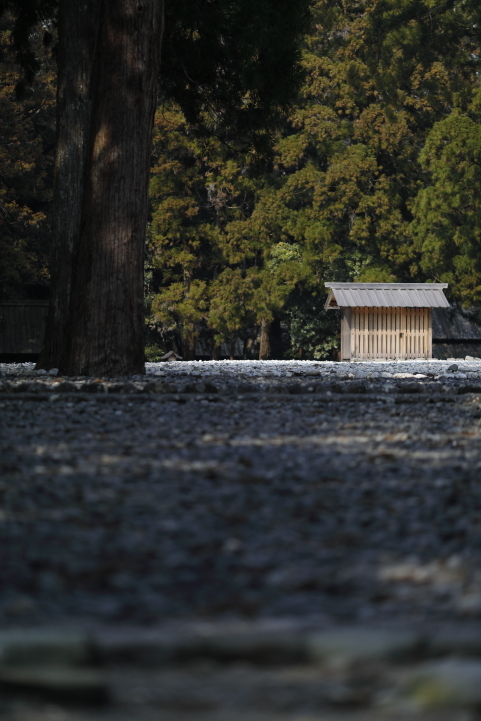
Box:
348, 307, 431, 360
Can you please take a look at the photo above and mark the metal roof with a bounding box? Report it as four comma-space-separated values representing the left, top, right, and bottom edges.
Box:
324, 282, 449, 309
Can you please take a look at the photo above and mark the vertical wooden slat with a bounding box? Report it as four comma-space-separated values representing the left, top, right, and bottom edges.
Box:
372, 310, 375, 360
421, 308, 424, 358
385, 309, 388, 359
368, 309, 371, 360
391, 308, 395, 359
360, 308, 363, 359
390, 309, 393, 359
379, 309, 382, 358
397, 308, 401, 359
422, 308, 425, 357
407, 308, 411, 359
392, 308, 396, 359
370, 309, 373, 360
346, 304, 433, 360
351, 308, 359, 358
408, 309, 412, 359
413, 309, 416, 359
393, 308, 397, 359
397, 308, 406, 358
416, 309, 419, 359
365, 309, 368, 360
420, 308, 423, 358
355, 309, 358, 359
353, 308, 359, 358
388, 309, 392, 359
359, 309, 362, 359
353, 309, 358, 359
357, 308, 360, 359
426, 308, 429, 358
366, 308, 370, 359
341, 308, 352, 360
418, 308, 424, 358
427, 308, 432, 359
407, 308, 410, 359
370, 309, 374, 359
413, 308, 416, 358
389, 308, 392, 359
358, 308, 361, 359
413, 308, 416, 359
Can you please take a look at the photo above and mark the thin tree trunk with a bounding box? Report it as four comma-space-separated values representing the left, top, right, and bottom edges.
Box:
37, 0, 101, 371
259, 318, 271, 360
181, 267, 195, 360
245, 325, 259, 359
182, 330, 196, 360
210, 337, 219, 360
60, 0, 164, 376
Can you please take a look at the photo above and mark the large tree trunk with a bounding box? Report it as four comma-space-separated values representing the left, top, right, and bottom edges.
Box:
36, 1, 101, 371
64, 0, 164, 376
39, 0, 164, 377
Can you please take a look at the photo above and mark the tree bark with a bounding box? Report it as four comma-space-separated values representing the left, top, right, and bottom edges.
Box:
39, 0, 164, 376
36, 0, 101, 371
259, 318, 271, 360
63, 0, 164, 376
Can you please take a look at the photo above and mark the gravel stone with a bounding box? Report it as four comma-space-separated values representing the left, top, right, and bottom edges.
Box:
1, 359, 481, 633
308, 628, 423, 666
0, 398, 479, 721
0, 666, 108, 704
404, 659, 481, 709
0, 629, 91, 666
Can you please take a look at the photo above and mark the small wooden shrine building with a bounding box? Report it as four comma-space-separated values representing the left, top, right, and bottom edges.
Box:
324, 282, 449, 360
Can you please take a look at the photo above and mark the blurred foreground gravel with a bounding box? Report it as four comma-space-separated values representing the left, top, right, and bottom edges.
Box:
1, 360, 481, 719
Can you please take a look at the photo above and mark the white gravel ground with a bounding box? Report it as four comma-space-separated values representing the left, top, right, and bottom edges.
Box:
144, 358, 481, 383
3, 357, 481, 382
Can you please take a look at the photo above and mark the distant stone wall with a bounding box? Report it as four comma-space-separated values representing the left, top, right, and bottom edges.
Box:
432, 342, 481, 360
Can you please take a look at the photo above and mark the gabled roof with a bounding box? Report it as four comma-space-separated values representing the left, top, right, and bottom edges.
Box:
324, 282, 449, 309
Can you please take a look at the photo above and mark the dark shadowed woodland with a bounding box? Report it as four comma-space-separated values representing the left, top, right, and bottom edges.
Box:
3, 1, 481, 361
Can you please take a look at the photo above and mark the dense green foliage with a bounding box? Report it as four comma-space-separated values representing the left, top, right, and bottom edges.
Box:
147, 0, 481, 358
3, 0, 481, 357
0, 14, 55, 299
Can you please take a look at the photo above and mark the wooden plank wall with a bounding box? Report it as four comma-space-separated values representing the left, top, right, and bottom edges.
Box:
351, 308, 431, 360
340, 309, 351, 360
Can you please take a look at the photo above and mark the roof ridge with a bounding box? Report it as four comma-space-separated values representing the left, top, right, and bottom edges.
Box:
324, 283, 450, 309
325, 282, 448, 289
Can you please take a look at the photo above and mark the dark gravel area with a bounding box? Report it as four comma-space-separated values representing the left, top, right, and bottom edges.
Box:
1, 376, 481, 629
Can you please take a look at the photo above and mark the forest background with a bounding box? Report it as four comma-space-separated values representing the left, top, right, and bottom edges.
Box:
2, 0, 481, 361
